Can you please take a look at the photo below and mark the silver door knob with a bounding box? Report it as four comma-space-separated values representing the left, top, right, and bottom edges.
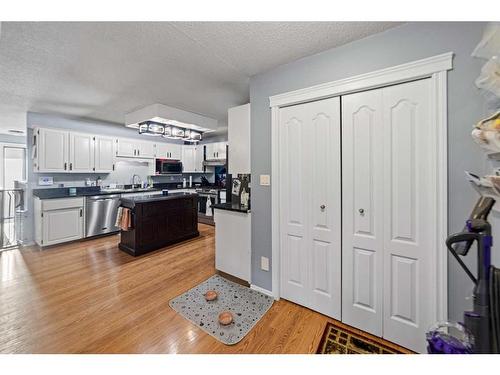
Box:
320, 205, 326, 210
359, 208, 365, 214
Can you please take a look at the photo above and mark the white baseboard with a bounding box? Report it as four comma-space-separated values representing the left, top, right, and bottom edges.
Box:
250, 284, 277, 300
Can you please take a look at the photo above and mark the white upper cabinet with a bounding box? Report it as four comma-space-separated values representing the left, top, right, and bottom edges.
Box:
217, 142, 227, 160
205, 143, 216, 159
228, 103, 250, 174
156, 142, 181, 159
182, 145, 204, 173
194, 145, 204, 172
69, 132, 94, 173
169, 143, 182, 160
35, 128, 69, 172
34, 127, 115, 173
94, 136, 115, 173
205, 142, 227, 160
136, 141, 155, 158
116, 138, 138, 157
182, 145, 196, 172
115, 138, 156, 159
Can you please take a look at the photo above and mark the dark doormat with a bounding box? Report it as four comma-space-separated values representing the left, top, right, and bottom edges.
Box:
317, 321, 414, 354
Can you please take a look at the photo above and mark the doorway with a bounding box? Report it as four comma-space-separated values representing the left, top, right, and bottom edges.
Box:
0, 143, 27, 249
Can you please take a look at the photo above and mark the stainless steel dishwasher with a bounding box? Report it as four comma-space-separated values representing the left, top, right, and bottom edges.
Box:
85, 194, 121, 237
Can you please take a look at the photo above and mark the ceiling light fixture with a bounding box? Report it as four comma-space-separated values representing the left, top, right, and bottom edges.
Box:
139, 120, 203, 142
138, 121, 164, 136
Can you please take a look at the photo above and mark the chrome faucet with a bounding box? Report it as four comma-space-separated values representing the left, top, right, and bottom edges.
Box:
131, 174, 142, 189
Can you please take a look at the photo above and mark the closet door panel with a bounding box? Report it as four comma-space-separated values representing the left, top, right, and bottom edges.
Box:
307, 97, 341, 319
279, 106, 309, 306
342, 89, 384, 336
279, 97, 341, 318
382, 78, 434, 353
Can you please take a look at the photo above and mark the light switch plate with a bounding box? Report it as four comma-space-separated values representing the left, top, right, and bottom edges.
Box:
38, 176, 53, 186
260, 174, 270, 186
261, 256, 270, 271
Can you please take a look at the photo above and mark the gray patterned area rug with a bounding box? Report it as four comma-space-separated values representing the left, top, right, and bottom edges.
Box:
169, 274, 274, 345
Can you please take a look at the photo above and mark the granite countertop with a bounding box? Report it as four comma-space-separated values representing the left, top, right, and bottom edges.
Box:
212, 202, 251, 214
120, 192, 198, 205
32, 185, 203, 200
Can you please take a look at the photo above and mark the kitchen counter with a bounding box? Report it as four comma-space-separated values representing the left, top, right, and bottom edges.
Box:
213, 202, 250, 213
119, 192, 199, 256
120, 192, 197, 206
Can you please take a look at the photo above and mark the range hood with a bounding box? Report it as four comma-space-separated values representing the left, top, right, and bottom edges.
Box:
203, 159, 226, 167
125, 104, 218, 133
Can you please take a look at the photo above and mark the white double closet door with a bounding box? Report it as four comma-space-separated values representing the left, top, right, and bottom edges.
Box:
279, 79, 436, 353
279, 97, 342, 319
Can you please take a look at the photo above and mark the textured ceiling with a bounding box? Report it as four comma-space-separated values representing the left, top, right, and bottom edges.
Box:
0, 22, 402, 135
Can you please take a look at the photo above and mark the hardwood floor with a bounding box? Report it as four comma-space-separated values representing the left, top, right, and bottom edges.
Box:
0, 224, 406, 354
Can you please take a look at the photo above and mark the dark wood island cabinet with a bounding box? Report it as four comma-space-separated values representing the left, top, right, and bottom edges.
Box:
119, 192, 199, 256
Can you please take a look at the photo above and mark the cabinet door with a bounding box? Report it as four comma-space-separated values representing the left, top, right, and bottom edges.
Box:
156, 143, 168, 158
116, 138, 137, 157
342, 89, 384, 337
37, 128, 69, 172
94, 136, 115, 173
215, 209, 251, 282
182, 145, 196, 172
169, 144, 182, 160
217, 142, 227, 159
136, 141, 155, 158
69, 132, 94, 173
205, 143, 216, 159
194, 146, 204, 172
42, 207, 83, 246
155, 143, 181, 159
228, 103, 250, 174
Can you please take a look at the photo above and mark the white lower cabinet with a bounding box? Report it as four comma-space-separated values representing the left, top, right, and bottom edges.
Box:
34, 197, 84, 247
214, 209, 251, 282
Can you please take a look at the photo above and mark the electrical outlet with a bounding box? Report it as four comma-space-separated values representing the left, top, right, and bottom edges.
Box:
261, 256, 270, 271
260, 174, 270, 186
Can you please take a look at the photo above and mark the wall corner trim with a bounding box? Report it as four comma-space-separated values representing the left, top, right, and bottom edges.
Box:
250, 284, 278, 300
269, 52, 454, 108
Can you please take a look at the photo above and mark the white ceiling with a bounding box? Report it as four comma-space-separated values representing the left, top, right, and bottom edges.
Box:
0, 22, 402, 136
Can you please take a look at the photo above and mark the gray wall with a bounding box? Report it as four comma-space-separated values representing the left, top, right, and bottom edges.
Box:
249, 22, 492, 321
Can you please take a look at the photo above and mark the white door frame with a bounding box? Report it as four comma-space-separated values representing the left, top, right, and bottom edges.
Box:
270, 52, 453, 322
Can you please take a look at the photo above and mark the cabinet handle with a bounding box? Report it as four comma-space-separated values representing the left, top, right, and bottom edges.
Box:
79, 208, 83, 217
64, 162, 67, 170
138, 149, 140, 156
69, 162, 73, 170
359, 208, 365, 215
320, 205, 326, 210
112, 164, 115, 171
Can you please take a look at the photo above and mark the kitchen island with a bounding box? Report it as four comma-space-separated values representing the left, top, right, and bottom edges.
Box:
119, 192, 199, 256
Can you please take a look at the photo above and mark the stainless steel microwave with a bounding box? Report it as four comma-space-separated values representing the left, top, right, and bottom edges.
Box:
155, 159, 183, 175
